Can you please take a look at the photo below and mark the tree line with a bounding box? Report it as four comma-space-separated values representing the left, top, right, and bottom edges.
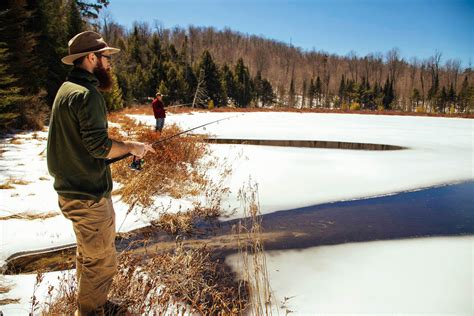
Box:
1, 1, 473, 130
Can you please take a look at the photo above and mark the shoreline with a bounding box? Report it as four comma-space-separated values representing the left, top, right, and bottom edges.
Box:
5, 180, 474, 274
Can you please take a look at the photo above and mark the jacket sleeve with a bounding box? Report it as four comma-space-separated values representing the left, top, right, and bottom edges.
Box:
151, 99, 158, 117
76, 91, 112, 159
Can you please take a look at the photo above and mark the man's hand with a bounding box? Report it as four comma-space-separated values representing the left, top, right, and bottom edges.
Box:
107, 140, 155, 159
128, 142, 155, 158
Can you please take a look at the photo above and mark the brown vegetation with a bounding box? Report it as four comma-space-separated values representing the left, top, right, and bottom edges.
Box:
0, 211, 59, 221
0, 178, 31, 189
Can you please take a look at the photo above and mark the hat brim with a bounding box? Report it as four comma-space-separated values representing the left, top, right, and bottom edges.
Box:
61, 47, 120, 65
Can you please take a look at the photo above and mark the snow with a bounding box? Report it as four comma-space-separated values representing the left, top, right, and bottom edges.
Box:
131, 112, 474, 214
226, 235, 474, 315
1, 112, 473, 315
0, 270, 69, 315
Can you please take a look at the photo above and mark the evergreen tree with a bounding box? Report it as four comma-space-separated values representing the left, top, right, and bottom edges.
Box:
103, 68, 124, 111
0, 43, 26, 128
76, 0, 109, 20
168, 44, 179, 63
180, 64, 197, 103
458, 76, 469, 112
437, 86, 448, 113
260, 78, 275, 106
67, 0, 85, 40
345, 78, 355, 104
382, 78, 395, 109
161, 64, 180, 104
196, 50, 223, 106
221, 63, 236, 105
448, 83, 456, 109
0, 0, 40, 94
234, 58, 253, 107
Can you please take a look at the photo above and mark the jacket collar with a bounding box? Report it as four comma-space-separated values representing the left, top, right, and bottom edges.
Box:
68, 67, 99, 87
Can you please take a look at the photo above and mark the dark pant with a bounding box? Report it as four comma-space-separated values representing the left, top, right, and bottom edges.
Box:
155, 117, 165, 132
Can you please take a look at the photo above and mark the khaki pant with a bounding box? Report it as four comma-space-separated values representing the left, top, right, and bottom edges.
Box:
59, 196, 117, 315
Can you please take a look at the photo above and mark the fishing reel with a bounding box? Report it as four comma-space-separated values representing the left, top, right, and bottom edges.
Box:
130, 156, 145, 171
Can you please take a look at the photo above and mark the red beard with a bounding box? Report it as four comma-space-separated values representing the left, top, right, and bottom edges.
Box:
93, 60, 113, 92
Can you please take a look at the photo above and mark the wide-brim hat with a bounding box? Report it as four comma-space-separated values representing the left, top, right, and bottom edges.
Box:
61, 31, 120, 65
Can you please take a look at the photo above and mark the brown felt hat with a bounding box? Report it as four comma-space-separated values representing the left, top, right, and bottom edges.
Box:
61, 31, 120, 65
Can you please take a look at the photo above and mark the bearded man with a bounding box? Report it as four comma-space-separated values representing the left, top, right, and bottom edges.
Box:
47, 31, 154, 315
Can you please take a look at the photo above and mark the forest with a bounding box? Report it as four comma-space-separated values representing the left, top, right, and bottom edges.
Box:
1, 0, 473, 130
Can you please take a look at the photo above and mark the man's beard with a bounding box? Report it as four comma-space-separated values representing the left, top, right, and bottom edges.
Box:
93, 61, 113, 92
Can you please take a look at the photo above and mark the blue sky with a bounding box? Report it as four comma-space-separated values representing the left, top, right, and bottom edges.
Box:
106, 0, 473, 67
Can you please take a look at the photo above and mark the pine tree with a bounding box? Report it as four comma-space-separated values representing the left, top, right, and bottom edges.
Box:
437, 86, 448, 113
67, 0, 85, 40
76, 0, 109, 20
382, 78, 395, 110
180, 64, 197, 103
0, 42, 26, 128
260, 78, 275, 107
221, 64, 236, 105
448, 83, 456, 109
102, 68, 124, 111
161, 64, 180, 104
0, 0, 40, 94
458, 76, 469, 112
196, 50, 223, 106
234, 58, 253, 107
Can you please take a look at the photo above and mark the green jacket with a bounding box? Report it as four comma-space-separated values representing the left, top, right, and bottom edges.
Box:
47, 67, 113, 201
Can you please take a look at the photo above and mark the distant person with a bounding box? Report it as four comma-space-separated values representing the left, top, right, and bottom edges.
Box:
47, 31, 154, 315
152, 92, 166, 132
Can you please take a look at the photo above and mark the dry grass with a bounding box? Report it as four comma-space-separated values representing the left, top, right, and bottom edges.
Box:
108, 114, 211, 209
36, 183, 273, 315
151, 176, 233, 236
39, 246, 248, 315
39, 272, 77, 315
0, 282, 19, 306
234, 181, 274, 316
0, 183, 14, 190
0, 282, 12, 295
0, 298, 21, 305
0, 178, 31, 189
0, 211, 59, 221
109, 244, 248, 315
10, 138, 23, 145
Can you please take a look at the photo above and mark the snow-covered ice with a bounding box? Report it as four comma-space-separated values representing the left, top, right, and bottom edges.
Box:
132, 112, 474, 214
227, 235, 474, 315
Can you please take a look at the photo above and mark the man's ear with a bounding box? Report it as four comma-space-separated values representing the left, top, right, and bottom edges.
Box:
86, 53, 96, 65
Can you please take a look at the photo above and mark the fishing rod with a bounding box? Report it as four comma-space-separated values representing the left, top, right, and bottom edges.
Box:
105, 113, 242, 168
